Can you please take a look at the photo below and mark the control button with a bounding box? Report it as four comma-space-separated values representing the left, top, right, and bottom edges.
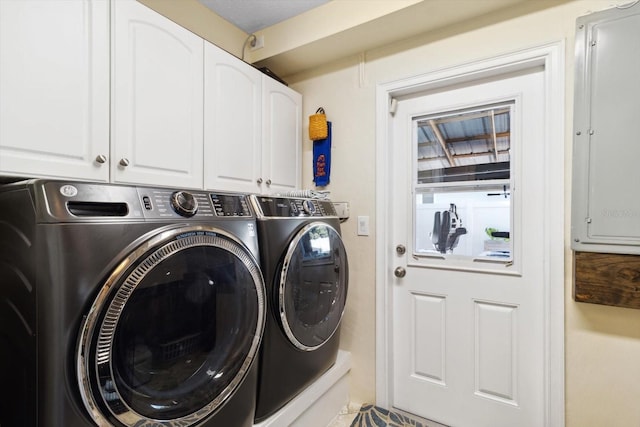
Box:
142, 196, 152, 210
302, 200, 316, 215
171, 191, 198, 217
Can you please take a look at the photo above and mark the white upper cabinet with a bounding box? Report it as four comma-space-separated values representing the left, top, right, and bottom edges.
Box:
111, 0, 204, 189
204, 41, 302, 194
0, 0, 300, 192
262, 77, 302, 194
204, 42, 262, 193
0, 0, 110, 181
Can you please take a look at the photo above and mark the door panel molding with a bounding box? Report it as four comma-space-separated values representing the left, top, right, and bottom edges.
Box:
474, 300, 518, 405
375, 42, 565, 426
411, 292, 446, 384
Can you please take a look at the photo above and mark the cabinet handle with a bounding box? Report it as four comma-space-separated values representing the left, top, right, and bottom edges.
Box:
266, 179, 272, 186
95, 155, 107, 164
119, 158, 130, 167
256, 178, 263, 184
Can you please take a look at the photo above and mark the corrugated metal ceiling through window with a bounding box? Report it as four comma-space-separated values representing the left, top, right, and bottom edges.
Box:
416, 106, 511, 184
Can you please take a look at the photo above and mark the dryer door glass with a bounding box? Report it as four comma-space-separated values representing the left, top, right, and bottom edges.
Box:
279, 223, 348, 351
77, 228, 265, 427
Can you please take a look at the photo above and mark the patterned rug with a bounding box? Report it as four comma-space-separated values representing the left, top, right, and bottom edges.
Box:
350, 404, 425, 427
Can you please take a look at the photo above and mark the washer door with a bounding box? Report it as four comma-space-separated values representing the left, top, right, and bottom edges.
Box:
279, 222, 348, 351
77, 225, 265, 427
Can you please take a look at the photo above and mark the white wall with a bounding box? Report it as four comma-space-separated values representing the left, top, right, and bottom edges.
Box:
287, 1, 640, 425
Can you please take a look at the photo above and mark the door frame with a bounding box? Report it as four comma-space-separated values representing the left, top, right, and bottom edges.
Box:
375, 42, 565, 426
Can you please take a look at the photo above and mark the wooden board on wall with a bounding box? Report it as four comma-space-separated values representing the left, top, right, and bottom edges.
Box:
574, 251, 640, 309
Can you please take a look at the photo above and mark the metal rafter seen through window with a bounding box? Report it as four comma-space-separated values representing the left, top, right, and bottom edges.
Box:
417, 107, 511, 168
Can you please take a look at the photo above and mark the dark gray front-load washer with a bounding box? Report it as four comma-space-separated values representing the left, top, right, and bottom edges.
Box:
250, 195, 348, 422
0, 180, 265, 427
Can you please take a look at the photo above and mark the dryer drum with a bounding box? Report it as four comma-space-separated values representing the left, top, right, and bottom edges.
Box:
77, 225, 265, 427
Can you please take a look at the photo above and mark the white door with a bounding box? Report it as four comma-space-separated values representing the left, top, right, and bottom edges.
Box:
262, 77, 302, 194
0, 0, 109, 181
111, 0, 203, 189
203, 42, 262, 193
390, 68, 546, 427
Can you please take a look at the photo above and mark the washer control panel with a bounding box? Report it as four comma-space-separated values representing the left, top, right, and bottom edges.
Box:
251, 196, 337, 218
210, 193, 252, 217
142, 189, 215, 219
30, 180, 255, 222
143, 190, 252, 218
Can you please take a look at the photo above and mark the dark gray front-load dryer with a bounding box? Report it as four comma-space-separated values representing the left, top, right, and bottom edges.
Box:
0, 180, 265, 427
250, 195, 348, 423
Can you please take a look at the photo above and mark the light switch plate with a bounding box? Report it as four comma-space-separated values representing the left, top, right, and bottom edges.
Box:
357, 216, 369, 236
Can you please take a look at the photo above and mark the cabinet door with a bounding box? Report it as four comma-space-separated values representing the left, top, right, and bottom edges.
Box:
204, 42, 262, 193
262, 77, 302, 194
0, 0, 109, 181
112, 0, 203, 189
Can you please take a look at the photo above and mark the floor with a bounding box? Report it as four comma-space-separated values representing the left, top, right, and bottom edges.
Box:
327, 402, 361, 427
327, 404, 448, 427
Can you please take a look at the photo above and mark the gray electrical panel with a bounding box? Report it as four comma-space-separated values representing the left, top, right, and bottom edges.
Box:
571, 2, 640, 255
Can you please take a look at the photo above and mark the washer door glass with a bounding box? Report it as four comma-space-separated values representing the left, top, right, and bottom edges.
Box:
279, 222, 348, 351
77, 227, 265, 426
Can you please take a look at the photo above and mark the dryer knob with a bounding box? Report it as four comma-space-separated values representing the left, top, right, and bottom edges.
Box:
302, 200, 316, 215
171, 191, 198, 217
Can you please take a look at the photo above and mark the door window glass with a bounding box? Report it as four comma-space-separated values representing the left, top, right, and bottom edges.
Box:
414, 103, 513, 262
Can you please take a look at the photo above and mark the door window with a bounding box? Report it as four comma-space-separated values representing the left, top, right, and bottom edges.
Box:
279, 223, 348, 351
413, 103, 514, 265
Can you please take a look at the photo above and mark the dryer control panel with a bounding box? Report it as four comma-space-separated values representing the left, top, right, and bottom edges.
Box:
251, 196, 337, 218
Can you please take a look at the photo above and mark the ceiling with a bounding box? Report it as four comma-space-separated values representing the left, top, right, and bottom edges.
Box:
197, 0, 330, 34
185, 0, 569, 77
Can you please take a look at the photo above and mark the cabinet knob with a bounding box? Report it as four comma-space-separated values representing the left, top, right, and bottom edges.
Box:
119, 158, 130, 167
266, 179, 272, 186
95, 155, 107, 164
256, 178, 263, 184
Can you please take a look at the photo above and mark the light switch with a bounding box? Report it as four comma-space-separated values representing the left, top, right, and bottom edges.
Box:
357, 216, 369, 236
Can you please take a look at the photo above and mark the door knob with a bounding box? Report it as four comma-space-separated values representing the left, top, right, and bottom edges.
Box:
396, 244, 406, 255
394, 267, 406, 278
